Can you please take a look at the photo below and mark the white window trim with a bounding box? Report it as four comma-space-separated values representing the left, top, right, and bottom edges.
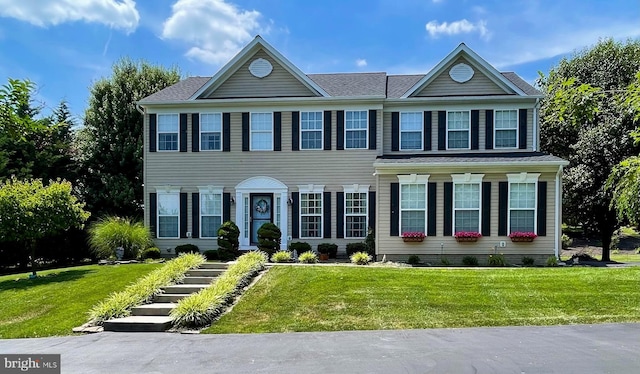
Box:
493, 109, 519, 150
397, 174, 429, 235
157, 113, 179, 152
198, 186, 223, 239
506, 173, 540, 234
451, 173, 484, 235
446, 110, 471, 150
155, 187, 181, 239
298, 184, 325, 239
250, 112, 274, 151
300, 111, 324, 150
399, 111, 423, 151
200, 113, 223, 152
343, 184, 370, 239
344, 110, 368, 150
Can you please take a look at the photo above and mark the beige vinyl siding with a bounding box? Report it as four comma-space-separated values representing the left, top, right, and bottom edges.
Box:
376, 172, 557, 258
415, 57, 510, 97
205, 49, 318, 99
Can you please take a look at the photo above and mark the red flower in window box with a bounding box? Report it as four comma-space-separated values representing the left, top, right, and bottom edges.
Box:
402, 232, 425, 242
509, 232, 537, 242
454, 231, 482, 242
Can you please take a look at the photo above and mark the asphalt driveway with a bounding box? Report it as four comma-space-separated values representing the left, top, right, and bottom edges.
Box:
1, 323, 638, 373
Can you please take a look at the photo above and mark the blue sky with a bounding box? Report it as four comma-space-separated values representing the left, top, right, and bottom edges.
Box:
0, 0, 639, 122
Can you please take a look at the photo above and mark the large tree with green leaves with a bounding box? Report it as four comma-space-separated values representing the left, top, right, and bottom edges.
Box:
80, 58, 180, 218
539, 38, 640, 261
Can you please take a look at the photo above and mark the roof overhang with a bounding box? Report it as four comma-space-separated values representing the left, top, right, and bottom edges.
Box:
137, 95, 386, 110
374, 159, 568, 175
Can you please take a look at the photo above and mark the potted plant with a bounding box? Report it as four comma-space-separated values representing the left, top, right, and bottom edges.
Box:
317, 243, 337, 260
454, 231, 482, 242
402, 232, 426, 242
509, 231, 537, 242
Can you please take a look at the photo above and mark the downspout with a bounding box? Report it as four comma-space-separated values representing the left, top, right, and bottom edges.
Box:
137, 103, 148, 233
554, 165, 563, 259
533, 98, 540, 152
374, 171, 380, 260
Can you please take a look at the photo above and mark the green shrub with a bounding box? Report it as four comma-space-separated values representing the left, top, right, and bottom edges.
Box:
546, 256, 558, 267
88, 217, 152, 259
317, 243, 338, 258
203, 250, 219, 261
257, 223, 281, 256
488, 253, 507, 267
440, 257, 450, 266
298, 251, 318, 264
217, 221, 240, 256
561, 234, 573, 249
350, 251, 372, 265
271, 250, 292, 263
171, 251, 268, 328
175, 244, 200, 255
218, 248, 238, 261
364, 228, 375, 256
140, 247, 161, 260
407, 255, 421, 265
462, 256, 479, 266
522, 256, 535, 266
346, 242, 367, 256
89, 253, 205, 324
289, 241, 311, 254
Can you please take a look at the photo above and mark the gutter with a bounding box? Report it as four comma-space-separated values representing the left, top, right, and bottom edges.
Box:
373, 160, 569, 172
137, 95, 387, 107
554, 165, 563, 259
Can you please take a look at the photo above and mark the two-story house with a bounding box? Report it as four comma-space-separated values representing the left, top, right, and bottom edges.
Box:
138, 36, 568, 264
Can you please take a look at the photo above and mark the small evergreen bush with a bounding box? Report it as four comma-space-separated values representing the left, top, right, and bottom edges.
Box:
218, 221, 240, 258
350, 251, 372, 265
522, 256, 535, 266
462, 256, 479, 266
289, 241, 311, 254
140, 247, 161, 260
364, 228, 375, 256
346, 242, 367, 256
271, 250, 292, 263
175, 244, 200, 255
298, 251, 318, 263
546, 256, 558, 267
407, 255, 421, 265
203, 250, 219, 261
257, 223, 281, 256
317, 243, 338, 258
488, 253, 506, 267
440, 257, 450, 266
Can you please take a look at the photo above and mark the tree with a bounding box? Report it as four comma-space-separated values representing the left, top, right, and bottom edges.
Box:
0, 178, 90, 276
80, 59, 180, 219
539, 38, 640, 261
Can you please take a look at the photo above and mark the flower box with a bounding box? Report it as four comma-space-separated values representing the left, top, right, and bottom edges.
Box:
454, 231, 482, 243
455, 237, 478, 243
510, 237, 534, 242
509, 232, 537, 242
402, 237, 424, 243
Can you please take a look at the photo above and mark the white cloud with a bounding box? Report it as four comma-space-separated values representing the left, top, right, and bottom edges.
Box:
162, 0, 266, 65
0, 0, 139, 33
425, 19, 489, 40
355, 58, 367, 67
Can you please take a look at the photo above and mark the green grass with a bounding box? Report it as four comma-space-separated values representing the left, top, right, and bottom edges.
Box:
0, 263, 161, 338
204, 266, 640, 334
611, 252, 640, 262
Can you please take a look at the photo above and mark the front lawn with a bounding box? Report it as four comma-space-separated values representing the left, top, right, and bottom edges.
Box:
0, 263, 161, 338
204, 266, 640, 333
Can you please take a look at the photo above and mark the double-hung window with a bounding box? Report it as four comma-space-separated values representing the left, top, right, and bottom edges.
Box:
299, 185, 324, 238
158, 114, 179, 151
199, 187, 223, 238
345, 110, 367, 149
301, 111, 323, 150
400, 112, 422, 150
344, 185, 369, 238
447, 111, 470, 149
201, 113, 222, 151
398, 175, 429, 234
507, 173, 539, 233
250, 113, 273, 150
157, 191, 180, 238
494, 110, 518, 148
452, 174, 483, 234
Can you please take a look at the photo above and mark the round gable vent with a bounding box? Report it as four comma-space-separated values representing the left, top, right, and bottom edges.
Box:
449, 63, 474, 83
249, 58, 273, 78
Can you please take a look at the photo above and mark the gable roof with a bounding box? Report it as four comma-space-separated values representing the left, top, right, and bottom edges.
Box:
140, 77, 209, 103
307, 72, 387, 97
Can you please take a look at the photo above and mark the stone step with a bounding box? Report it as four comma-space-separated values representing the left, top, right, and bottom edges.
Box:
199, 262, 229, 269
131, 303, 177, 316
182, 276, 215, 284
186, 269, 225, 277
162, 284, 207, 294
103, 316, 173, 332
154, 294, 190, 303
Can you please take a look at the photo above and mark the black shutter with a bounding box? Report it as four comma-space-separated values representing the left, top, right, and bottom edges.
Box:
149, 114, 157, 153
336, 110, 344, 150
368, 191, 376, 231
223, 193, 231, 222
242, 112, 249, 151
179, 113, 188, 152
537, 181, 547, 236
482, 182, 491, 236
519, 108, 527, 149
498, 182, 508, 236
471, 110, 479, 150
323, 192, 331, 239
336, 192, 344, 238
291, 192, 299, 239
149, 193, 157, 237
485, 110, 494, 150
390, 183, 399, 236
424, 111, 432, 151
223, 113, 231, 152
427, 182, 437, 236
368, 109, 377, 150
443, 182, 453, 236
191, 113, 199, 152
324, 111, 332, 150
391, 112, 400, 151
274, 112, 282, 151
438, 111, 446, 150
180, 192, 188, 238
192, 193, 199, 238
292, 111, 300, 151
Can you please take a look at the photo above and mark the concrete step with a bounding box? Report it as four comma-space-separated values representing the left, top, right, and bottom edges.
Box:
199, 262, 229, 269
131, 303, 177, 316
103, 316, 173, 332
154, 294, 190, 303
182, 276, 215, 284
162, 284, 207, 294
186, 269, 225, 277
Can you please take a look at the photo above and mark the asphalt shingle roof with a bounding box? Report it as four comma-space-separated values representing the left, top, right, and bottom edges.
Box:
375, 152, 567, 164
140, 77, 210, 103
306, 72, 387, 97
501, 72, 542, 96
386, 74, 425, 98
